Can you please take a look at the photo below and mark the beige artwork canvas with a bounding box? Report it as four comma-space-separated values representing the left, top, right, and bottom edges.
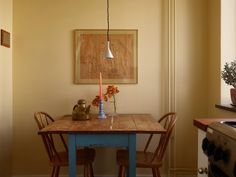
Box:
74, 29, 138, 84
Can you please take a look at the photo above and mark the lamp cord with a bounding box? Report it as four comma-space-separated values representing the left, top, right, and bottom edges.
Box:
107, 0, 110, 41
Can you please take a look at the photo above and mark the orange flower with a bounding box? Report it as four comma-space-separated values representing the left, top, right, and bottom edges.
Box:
92, 95, 108, 107
106, 85, 119, 98
92, 96, 100, 107
103, 95, 108, 102
91, 85, 119, 108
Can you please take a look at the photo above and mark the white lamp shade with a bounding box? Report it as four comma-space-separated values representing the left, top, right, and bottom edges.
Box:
105, 41, 114, 59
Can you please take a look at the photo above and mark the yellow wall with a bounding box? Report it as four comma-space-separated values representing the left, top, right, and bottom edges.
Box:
173, 0, 208, 174
12, 0, 235, 176
13, 0, 164, 175
0, 0, 13, 177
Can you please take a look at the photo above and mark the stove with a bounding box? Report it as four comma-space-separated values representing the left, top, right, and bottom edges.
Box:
202, 121, 236, 177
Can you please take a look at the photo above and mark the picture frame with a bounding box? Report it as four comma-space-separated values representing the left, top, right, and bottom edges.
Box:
74, 29, 138, 84
1, 29, 10, 48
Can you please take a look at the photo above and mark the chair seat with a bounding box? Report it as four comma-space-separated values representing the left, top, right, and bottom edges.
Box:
116, 149, 162, 168
35, 112, 96, 177
116, 112, 177, 177
50, 148, 96, 166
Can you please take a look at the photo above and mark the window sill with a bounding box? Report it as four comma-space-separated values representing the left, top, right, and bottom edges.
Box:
215, 104, 236, 113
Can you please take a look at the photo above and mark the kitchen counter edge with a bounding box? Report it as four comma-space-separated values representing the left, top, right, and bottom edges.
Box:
193, 118, 235, 132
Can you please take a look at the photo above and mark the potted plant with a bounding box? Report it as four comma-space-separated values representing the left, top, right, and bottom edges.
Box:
221, 60, 236, 105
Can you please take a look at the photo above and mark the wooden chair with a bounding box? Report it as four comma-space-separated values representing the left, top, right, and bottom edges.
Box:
34, 112, 96, 177
116, 112, 177, 177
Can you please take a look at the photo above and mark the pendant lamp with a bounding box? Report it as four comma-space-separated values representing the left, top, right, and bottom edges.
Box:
105, 0, 114, 59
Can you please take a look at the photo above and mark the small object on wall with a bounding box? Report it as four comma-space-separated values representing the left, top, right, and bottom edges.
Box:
1, 29, 10, 48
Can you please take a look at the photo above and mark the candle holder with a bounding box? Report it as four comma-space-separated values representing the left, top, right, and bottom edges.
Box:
98, 99, 106, 119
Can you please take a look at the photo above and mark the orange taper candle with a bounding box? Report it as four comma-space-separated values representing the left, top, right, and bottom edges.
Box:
99, 72, 103, 100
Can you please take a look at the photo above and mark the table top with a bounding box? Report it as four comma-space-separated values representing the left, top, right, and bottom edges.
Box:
38, 114, 166, 134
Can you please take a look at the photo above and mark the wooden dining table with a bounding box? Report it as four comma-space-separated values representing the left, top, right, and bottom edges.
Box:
38, 114, 166, 177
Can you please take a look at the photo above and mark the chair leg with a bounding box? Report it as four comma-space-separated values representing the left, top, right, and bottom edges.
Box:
152, 168, 157, 177
51, 167, 55, 177
118, 165, 122, 177
87, 165, 90, 177
156, 168, 161, 177
89, 163, 94, 177
84, 164, 89, 177
84, 165, 86, 177
121, 166, 126, 177
118, 165, 126, 177
55, 166, 60, 177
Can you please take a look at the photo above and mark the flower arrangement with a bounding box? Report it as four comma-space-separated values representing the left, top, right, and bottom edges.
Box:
92, 85, 119, 113
221, 60, 236, 88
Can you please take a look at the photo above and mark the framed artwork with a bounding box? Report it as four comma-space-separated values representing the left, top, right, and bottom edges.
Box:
74, 29, 138, 84
1, 29, 10, 48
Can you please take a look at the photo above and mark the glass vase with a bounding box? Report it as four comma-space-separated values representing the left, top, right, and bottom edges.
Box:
106, 100, 117, 116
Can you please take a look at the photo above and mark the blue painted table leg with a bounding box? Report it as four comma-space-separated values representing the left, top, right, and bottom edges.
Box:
127, 134, 136, 177
69, 134, 76, 177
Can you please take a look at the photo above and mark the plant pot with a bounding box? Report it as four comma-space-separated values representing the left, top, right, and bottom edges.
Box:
230, 88, 236, 106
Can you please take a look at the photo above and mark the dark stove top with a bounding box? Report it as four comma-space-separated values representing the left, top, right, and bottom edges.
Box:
208, 121, 236, 141
222, 121, 236, 128
206, 121, 236, 177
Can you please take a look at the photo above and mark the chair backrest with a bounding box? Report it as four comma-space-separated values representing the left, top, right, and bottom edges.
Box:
34, 112, 68, 162
144, 112, 177, 162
